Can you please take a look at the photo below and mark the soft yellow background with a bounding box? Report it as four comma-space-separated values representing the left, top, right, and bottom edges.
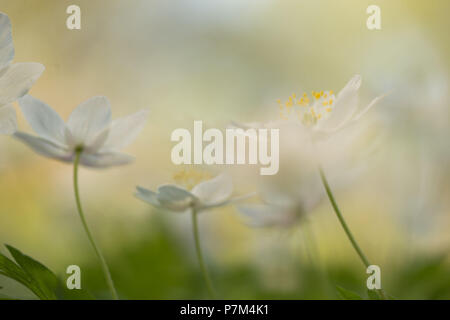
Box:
0, 0, 449, 299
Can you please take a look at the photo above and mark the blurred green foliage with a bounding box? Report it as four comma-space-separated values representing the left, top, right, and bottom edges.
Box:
4, 214, 448, 300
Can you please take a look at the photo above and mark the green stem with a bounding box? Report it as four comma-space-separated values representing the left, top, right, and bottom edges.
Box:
73, 149, 119, 300
318, 166, 386, 299
191, 208, 216, 298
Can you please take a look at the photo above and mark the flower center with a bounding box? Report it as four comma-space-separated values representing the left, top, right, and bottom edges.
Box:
173, 168, 212, 190
75, 145, 84, 153
277, 90, 336, 126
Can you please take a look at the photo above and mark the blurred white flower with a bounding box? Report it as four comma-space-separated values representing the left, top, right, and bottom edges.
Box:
14, 95, 148, 168
136, 172, 253, 213
231, 75, 386, 229
238, 75, 386, 177
0, 13, 45, 134
237, 75, 384, 140
282, 75, 385, 137
236, 170, 325, 228
232, 75, 386, 174
363, 29, 449, 238
238, 202, 299, 228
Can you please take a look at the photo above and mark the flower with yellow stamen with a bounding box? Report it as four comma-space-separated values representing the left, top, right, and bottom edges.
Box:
137, 170, 256, 213
235, 75, 385, 144
173, 168, 213, 191
269, 75, 385, 137
136, 170, 256, 299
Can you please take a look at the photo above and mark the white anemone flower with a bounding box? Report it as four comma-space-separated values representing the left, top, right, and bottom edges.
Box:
136, 170, 255, 297
238, 191, 320, 229
238, 201, 305, 229
14, 94, 148, 168
277, 74, 385, 137
136, 171, 253, 213
136, 173, 233, 213
236, 171, 324, 228
235, 75, 385, 140
0, 13, 45, 134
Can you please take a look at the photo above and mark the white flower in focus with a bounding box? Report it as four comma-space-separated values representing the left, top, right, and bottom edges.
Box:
14, 95, 148, 168
0, 13, 45, 134
136, 171, 247, 213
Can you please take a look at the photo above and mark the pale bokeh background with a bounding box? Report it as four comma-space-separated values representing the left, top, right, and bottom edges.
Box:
0, 0, 449, 299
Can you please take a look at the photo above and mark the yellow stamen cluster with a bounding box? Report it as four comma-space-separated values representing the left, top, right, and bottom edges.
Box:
277, 89, 336, 126
173, 168, 212, 190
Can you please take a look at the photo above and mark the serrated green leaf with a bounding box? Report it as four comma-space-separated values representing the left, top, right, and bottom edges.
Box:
336, 286, 363, 300
5, 244, 59, 300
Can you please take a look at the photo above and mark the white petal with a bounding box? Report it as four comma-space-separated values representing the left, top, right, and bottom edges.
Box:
191, 174, 233, 206
83, 128, 110, 153
101, 109, 149, 151
229, 121, 264, 130
13, 131, 72, 161
237, 204, 283, 227
18, 95, 66, 145
238, 204, 274, 226
260, 189, 297, 207
135, 186, 161, 207
79, 151, 134, 168
321, 75, 361, 130
0, 13, 14, 69
230, 120, 284, 130
67, 96, 112, 145
200, 192, 257, 211
238, 204, 300, 228
156, 185, 196, 212
0, 104, 17, 134
0, 62, 45, 105
351, 93, 387, 122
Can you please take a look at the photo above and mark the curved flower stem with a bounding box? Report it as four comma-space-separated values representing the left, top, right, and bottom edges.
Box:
318, 166, 386, 300
191, 208, 216, 299
73, 149, 119, 300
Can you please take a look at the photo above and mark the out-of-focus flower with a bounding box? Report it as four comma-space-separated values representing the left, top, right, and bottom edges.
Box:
231, 74, 386, 175
136, 169, 253, 213
233, 74, 386, 182
277, 75, 384, 137
239, 202, 305, 229
0, 13, 45, 134
231, 75, 385, 229
136, 169, 251, 298
363, 30, 449, 239
14, 95, 148, 168
236, 75, 384, 140
236, 173, 325, 228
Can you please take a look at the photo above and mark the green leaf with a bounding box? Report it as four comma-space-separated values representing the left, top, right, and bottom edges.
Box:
0, 293, 19, 300
0, 250, 34, 290
367, 289, 381, 300
0, 244, 60, 300
5, 244, 59, 300
336, 286, 363, 300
